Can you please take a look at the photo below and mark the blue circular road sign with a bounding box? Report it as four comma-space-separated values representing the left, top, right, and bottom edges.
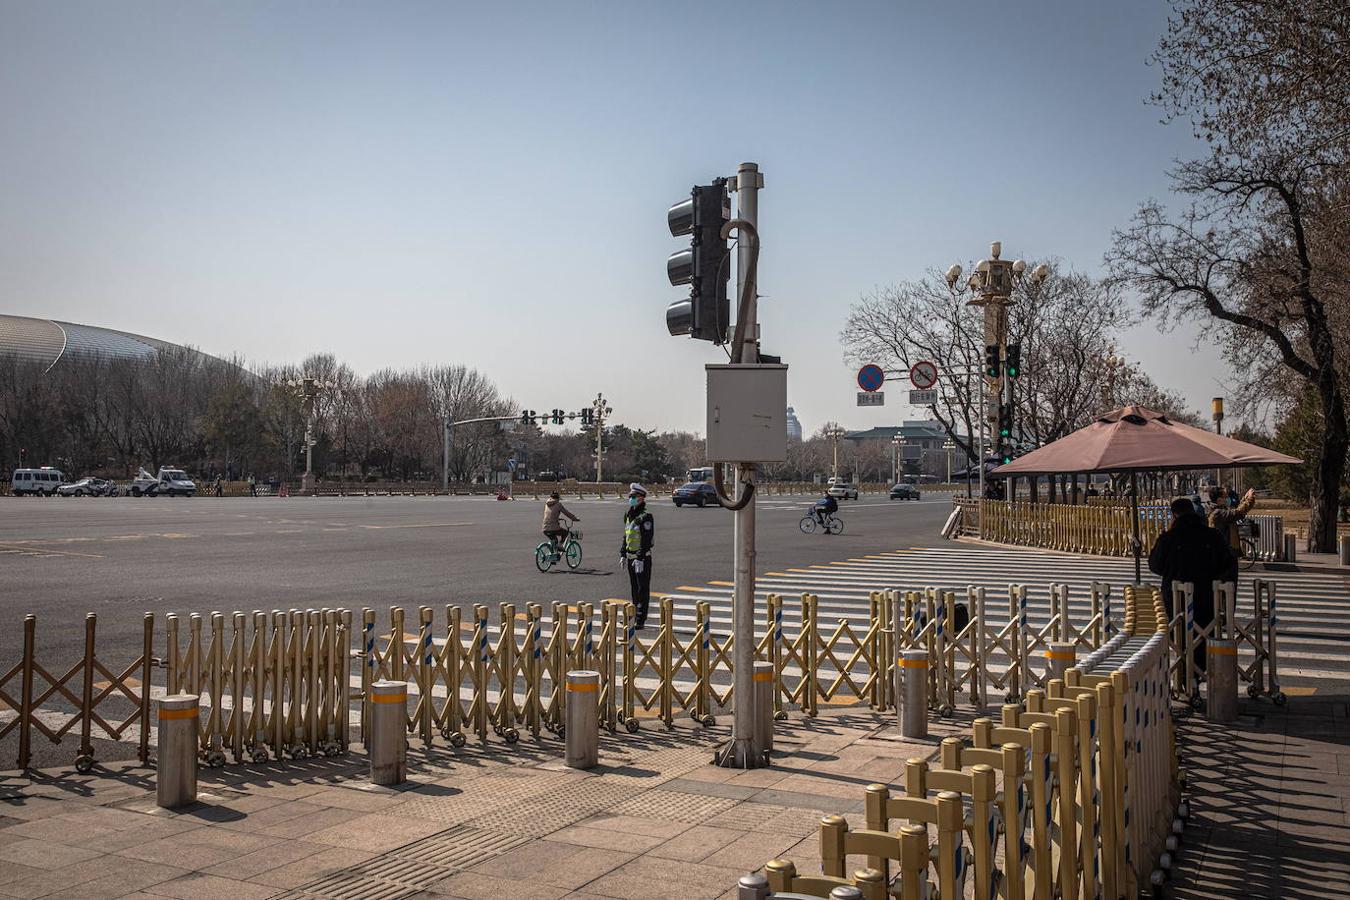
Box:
857, 364, 885, 392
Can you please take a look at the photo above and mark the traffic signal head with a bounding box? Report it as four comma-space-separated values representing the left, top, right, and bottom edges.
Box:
984, 345, 1000, 378
1006, 343, 1022, 379
552, 409, 564, 425
997, 403, 1014, 439
520, 411, 530, 427
665, 179, 731, 344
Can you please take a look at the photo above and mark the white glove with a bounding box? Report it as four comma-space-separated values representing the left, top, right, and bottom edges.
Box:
619, 556, 627, 569
632, 559, 644, 574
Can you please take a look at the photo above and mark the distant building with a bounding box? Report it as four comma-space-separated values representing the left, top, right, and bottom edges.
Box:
786, 406, 803, 441
844, 420, 962, 477
0, 313, 225, 372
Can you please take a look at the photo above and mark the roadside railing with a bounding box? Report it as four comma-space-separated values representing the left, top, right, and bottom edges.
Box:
0, 573, 1278, 774
749, 582, 1182, 900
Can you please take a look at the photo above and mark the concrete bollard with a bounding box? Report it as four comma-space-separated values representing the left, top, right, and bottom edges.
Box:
1284, 533, 1297, 563
753, 661, 774, 757
369, 680, 408, 786
896, 650, 928, 738
156, 694, 199, 809
565, 670, 599, 769
1046, 642, 1076, 682
1340, 535, 1350, 566
737, 872, 769, 900
1206, 639, 1238, 723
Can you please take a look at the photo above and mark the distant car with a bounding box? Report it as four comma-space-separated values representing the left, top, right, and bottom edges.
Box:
827, 482, 859, 501
889, 483, 920, 500
672, 482, 719, 507
11, 467, 65, 496
57, 477, 118, 497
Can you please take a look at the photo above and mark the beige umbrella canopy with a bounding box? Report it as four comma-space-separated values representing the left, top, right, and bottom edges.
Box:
991, 406, 1302, 581
993, 406, 1301, 475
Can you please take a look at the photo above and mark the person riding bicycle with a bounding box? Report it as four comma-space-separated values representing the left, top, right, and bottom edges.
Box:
541, 492, 579, 554
814, 490, 838, 526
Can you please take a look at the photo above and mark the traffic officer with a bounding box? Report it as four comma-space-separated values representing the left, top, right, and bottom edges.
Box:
620, 483, 655, 629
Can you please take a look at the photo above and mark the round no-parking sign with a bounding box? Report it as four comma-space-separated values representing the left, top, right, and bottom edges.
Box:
857, 364, 885, 392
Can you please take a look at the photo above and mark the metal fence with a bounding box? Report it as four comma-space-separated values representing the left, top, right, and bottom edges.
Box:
0, 576, 1278, 772
750, 583, 1182, 900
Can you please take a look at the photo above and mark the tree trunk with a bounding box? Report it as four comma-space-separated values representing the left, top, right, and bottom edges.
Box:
1308, 378, 1348, 553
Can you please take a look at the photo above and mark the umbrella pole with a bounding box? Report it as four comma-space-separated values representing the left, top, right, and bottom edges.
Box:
1131, 471, 1142, 584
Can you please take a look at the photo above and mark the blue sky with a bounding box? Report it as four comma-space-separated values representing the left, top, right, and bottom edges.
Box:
0, 0, 1229, 434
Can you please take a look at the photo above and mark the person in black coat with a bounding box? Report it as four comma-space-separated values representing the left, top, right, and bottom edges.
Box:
1148, 497, 1234, 677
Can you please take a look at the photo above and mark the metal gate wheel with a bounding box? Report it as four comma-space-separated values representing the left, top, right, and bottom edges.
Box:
74, 754, 94, 774
449, 731, 467, 747
624, 717, 640, 733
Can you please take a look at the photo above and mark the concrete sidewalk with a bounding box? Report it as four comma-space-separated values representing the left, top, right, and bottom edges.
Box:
0, 699, 1344, 899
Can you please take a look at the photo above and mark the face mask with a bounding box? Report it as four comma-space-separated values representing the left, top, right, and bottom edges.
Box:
628, 497, 640, 507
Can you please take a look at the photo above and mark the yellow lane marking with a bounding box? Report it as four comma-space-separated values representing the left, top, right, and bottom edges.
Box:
1283, 686, 1317, 697
359, 522, 475, 530
708, 580, 735, 587
764, 572, 789, 577
0, 542, 104, 559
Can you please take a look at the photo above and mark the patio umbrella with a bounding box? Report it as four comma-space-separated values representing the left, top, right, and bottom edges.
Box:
991, 406, 1301, 581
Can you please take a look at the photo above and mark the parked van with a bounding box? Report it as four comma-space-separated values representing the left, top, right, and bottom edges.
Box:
11, 468, 65, 496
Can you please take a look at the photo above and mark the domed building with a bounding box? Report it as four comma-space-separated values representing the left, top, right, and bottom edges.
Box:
0, 313, 213, 371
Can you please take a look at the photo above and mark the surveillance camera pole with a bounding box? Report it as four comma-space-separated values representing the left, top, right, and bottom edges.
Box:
718, 161, 765, 769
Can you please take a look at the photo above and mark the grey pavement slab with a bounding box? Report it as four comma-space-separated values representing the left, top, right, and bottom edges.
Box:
0, 698, 1340, 898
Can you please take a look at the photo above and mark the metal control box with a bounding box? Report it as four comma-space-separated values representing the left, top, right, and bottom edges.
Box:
705, 364, 788, 463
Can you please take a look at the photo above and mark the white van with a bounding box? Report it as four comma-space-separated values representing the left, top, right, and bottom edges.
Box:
11, 468, 65, 496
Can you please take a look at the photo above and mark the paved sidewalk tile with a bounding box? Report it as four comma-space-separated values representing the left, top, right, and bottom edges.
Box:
0, 697, 1345, 898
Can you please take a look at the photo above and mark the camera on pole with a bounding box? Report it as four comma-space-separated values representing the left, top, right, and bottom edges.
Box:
665, 179, 731, 343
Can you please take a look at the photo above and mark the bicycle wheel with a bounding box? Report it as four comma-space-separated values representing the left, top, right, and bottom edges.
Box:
799, 515, 817, 535
535, 542, 555, 572
826, 516, 845, 535
1240, 538, 1258, 570
566, 540, 583, 569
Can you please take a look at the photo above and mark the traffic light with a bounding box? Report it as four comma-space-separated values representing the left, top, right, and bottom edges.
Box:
984, 345, 1000, 378
665, 178, 731, 344
1005, 343, 1022, 379
519, 410, 537, 426
552, 409, 564, 425
997, 403, 1014, 440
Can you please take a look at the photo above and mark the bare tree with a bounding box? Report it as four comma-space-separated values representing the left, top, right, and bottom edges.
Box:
1111, 0, 1350, 550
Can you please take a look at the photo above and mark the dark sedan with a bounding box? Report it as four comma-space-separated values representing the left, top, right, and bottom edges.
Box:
889, 483, 920, 500
672, 482, 719, 507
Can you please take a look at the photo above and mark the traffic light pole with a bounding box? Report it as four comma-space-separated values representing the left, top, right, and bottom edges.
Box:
720, 161, 764, 769
441, 415, 520, 492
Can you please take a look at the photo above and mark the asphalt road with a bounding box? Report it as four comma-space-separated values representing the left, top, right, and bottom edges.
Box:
0, 491, 953, 667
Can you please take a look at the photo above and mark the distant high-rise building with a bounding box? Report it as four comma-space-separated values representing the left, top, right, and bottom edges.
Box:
786, 406, 803, 441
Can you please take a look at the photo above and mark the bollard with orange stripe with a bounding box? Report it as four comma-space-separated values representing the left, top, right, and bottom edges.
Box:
156, 694, 199, 809
370, 680, 407, 786
565, 670, 599, 769
895, 650, 928, 738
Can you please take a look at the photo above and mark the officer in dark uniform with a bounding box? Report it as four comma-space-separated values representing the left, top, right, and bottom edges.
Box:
620, 483, 655, 628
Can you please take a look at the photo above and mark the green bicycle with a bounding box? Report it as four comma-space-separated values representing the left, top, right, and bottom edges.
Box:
535, 523, 583, 572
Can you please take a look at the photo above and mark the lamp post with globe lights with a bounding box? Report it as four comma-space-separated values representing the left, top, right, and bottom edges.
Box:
943, 243, 1050, 500
275, 375, 337, 496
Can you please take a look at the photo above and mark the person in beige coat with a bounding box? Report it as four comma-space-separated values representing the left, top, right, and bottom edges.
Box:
541, 492, 579, 553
